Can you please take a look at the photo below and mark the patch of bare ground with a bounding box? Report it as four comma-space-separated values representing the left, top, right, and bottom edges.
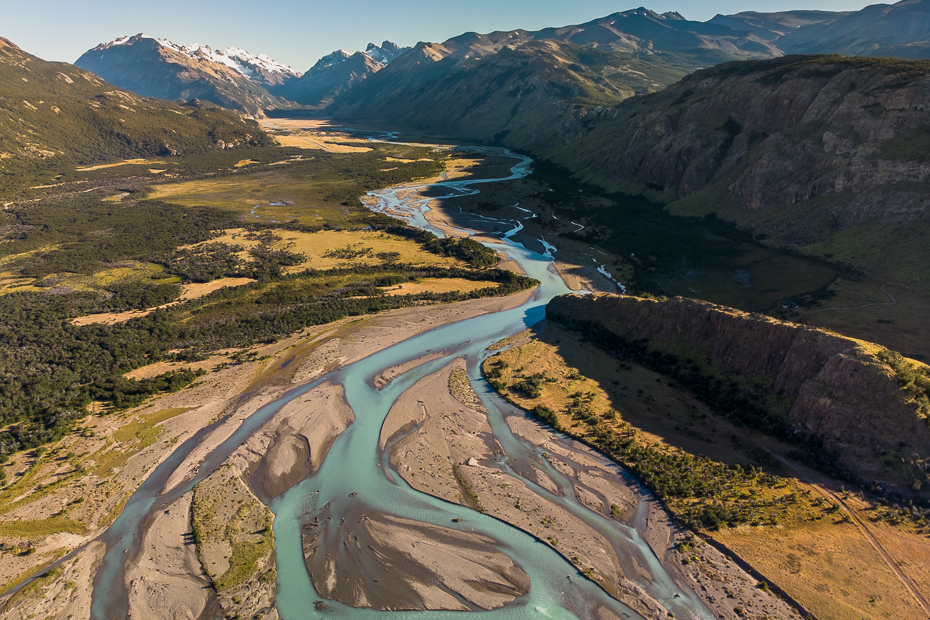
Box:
0, 541, 104, 620
382, 278, 498, 296
302, 508, 529, 610
374, 350, 451, 389
380, 359, 776, 617
226, 382, 354, 499
124, 493, 213, 620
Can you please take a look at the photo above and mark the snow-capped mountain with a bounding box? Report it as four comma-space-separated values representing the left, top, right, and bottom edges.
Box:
310, 49, 354, 71
278, 41, 409, 107
86, 34, 301, 86
75, 35, 408, 112
363, 41, 407, 64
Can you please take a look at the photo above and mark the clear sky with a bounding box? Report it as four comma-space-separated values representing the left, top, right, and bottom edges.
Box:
4, 0, 877, 71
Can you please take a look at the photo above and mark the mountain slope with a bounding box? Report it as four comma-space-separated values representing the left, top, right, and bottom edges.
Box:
75, 34, 297, 115
274, 42, 408, 107
779, 0, 930, 58
327, 9, 765, 145
0, 37, 272, 178
708, 10, 851, 41
547, 54, 930, 291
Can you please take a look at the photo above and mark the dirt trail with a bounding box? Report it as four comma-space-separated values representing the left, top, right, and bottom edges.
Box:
777, 456, 930, 616
816, 281, 898, 312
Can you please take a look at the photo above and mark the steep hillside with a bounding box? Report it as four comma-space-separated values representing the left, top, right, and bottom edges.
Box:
547, 54, 930, 291
75, 34, 297, 115
0, 38, 272, 179
708, 10, 851, 41
779, 0, 930, 58
275, 42, 407, 107
547, 293, 930, 499
328, 10, 760, 144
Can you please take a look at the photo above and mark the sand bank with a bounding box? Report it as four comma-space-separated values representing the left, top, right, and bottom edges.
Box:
302, 507, 529, 610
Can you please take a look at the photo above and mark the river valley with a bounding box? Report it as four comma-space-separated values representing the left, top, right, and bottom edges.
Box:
2, 134, 797, 620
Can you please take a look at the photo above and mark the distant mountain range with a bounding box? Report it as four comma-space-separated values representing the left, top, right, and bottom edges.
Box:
275, 41, 408, 107
75, 35, 408, 114
22, 1, 930, 290
71, 1, 930, 119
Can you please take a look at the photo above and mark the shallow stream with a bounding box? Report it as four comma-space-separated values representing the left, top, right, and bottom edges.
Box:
91, 146, 712, 619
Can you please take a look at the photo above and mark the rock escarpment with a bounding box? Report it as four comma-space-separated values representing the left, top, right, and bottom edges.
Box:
548, 55, 930, 288
547, 293, 930, 497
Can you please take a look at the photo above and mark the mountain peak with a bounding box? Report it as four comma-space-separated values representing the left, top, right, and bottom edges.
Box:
362, 41, 407, 64
87, 34, 301, 82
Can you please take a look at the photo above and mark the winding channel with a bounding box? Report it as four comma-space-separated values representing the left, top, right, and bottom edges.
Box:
90, 145, 711, 619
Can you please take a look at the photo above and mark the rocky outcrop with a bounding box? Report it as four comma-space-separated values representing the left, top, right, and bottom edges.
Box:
555, 55, 930, 221
547, 293, 930, 495
545, 54, 930, 288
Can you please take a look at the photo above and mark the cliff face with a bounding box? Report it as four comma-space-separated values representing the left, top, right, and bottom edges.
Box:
546, 55, 930, 289
559, 56, 930, 221
547, 293, 930, 494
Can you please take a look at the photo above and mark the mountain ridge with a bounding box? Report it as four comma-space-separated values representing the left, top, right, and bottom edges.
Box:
0, 36, 272, 182
75, 34, 294, 115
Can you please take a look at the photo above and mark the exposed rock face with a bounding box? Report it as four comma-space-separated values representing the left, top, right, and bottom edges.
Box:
558, 55, 930, 225
277, 51, 385, 107
547, 293, 930, 495
545, 54, 930, 288
75, 34, 296, 115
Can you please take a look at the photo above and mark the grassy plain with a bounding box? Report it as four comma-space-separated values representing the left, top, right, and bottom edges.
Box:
773, 275, 930, 361
195, 228, 467, 272
145, 148, 443, 227
716, 522, 924, 619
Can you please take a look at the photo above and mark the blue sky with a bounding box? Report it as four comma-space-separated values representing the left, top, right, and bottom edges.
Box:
5, 0, 876, 70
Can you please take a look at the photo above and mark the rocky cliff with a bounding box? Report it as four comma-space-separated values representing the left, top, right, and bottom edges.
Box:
548, 54, 930, 290
547, 293, 930, 497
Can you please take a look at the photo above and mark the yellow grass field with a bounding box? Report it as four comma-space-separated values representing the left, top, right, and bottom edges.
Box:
76, 159, 167, 172
71, 276, 255, 326
3, 262, 173, 297
716, 522, 924, 619
382, 278, 499, 296
144, 168, 371, 223
191, 228, 465, 272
